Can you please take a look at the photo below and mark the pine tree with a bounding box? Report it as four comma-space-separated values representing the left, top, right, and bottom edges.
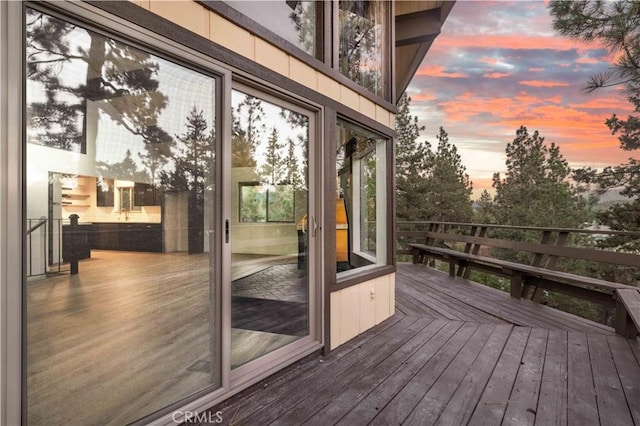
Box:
26, 9, 168, 153
492, 126, 589, 228
261, 127, 284, 185
475, 189, 495, 224
428, 127, 473, 223
395, 93, 433, 221
232, 95, 265, 168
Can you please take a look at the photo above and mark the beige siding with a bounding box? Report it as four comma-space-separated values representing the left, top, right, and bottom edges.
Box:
149, 1, 210, 39
209, 13, 256, 60
330, 273, 395, 350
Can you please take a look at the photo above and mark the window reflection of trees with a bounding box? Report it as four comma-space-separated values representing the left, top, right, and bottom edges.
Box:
26, 9, 169, 154
232, 91, 309, 224
338, 1, 388, 97
288, 1, 321, 60
233, 94, 309, 188
27, 9, 217, 254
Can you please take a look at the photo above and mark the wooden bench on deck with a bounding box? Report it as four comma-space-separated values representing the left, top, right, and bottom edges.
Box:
401, 222, 640, 338
616, 288, 640, 338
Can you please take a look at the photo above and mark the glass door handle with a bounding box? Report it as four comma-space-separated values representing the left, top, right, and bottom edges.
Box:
311, 215, 318, 237
225, 219, 229, 243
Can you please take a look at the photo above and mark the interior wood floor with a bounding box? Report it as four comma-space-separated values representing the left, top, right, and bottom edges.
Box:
26, 250, 306, 426
197, 264, 639, 426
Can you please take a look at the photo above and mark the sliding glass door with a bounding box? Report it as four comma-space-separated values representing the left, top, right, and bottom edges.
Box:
24, 7, 221, 424
228, 86, 316, 371
22, 5, 321, 424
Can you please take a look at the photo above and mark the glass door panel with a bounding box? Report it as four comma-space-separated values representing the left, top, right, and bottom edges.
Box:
230, 89, 310, 368
24, 8, 220, 424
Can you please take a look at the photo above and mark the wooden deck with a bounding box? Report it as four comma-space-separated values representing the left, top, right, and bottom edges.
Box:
201, 264, 640, 426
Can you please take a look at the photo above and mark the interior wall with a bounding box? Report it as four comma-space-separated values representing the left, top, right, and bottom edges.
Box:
163, 191, 189, 252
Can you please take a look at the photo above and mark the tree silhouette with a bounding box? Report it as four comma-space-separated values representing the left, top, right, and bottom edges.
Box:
159, 108, 214, 253
261, 127, 284, 186
338, 1, 387, 96
26, 9, 169, 153
232, 94, 266, 168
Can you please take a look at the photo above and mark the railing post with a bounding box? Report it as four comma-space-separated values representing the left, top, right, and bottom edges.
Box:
461, 225, 487, 279
69, 214, 80, 275
524, 230, 552, 300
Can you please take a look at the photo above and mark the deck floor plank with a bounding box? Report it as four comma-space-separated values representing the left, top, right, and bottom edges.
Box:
535, 329, 568, 426
235, 317, 433, 426
467, 327, 531, 426
501, 327, 548, 426
400, 274, 509, 324
430, 324, 514, 426
272, 319, 449, 426
368, 322, 481, 425
216, 315, 417, 424
395, 276, 478, 321
588, 333, 635, 426
606, 335, 640, 424
197, 265, 638, 426
566, 332, 599, 426
401, 323, 499, 425
333, 321, 465, 426
399, 264, 615, 334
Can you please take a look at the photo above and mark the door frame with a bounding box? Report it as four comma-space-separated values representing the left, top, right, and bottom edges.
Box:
223, 81, 324, 389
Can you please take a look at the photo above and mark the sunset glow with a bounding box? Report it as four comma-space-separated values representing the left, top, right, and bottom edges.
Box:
406, 1, 635, 198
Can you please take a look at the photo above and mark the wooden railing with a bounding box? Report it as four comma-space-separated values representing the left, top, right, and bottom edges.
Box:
396, 221, 640, 337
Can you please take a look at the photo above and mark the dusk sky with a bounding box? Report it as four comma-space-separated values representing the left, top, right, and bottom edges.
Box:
406, 0, 636, 198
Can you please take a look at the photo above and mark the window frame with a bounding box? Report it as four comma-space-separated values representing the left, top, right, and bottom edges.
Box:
335, 117, 393, 283
238, 181, 296, 223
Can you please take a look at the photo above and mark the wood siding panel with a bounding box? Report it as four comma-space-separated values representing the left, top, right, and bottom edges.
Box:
149, 0, 209, 38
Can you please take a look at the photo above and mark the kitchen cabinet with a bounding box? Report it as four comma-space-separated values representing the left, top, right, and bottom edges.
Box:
90, 223, 162, 252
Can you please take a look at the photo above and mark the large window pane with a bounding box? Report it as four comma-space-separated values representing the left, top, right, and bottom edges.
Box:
338, 0, 389, 98
226, 1, 323, 60
337, 120, 387, 273
25, 9, 218, 424
231, 89, 309, 367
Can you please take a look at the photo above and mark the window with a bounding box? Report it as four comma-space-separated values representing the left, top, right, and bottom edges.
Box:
226, 1, 323, 60
240, 183, 294, 223
338, 1, 390, 98
337, 119, 388, 273
119, 186, 134, 211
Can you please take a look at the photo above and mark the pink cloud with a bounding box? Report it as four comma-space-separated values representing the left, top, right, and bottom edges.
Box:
484, 72, 511, 79
410, 92, 437, 102
479, 57, 499, 65
528, 67, 544, 72
519, 80, 570, 88
434, 34, 603, 53
576, 57, 599, 64
416, 65, 467, 78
